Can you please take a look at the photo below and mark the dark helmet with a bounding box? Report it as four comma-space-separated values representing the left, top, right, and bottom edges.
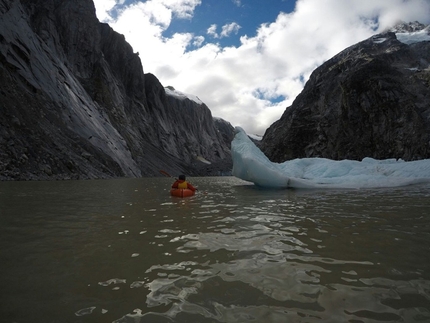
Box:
179, 174, 186, 180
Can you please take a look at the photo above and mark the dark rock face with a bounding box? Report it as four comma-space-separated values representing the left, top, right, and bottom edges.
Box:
261, 27, 430, 162
214, 118, 235, 150
0, 0, 232, 180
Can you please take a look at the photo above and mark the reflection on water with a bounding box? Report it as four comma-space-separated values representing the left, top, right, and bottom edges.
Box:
0, 177, 430, 322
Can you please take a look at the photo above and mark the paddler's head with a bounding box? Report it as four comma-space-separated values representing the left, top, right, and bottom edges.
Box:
179, 175, 186, 180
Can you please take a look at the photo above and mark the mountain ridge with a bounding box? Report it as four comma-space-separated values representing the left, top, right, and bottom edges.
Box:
0, 0, 233, 180
260, 22, 430, 162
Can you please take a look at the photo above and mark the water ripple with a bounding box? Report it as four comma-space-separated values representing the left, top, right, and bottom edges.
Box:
2, 178, 430, 322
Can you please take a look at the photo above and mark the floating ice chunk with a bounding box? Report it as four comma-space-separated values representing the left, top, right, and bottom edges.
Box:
231, 127, 430, 189
231, 127, 291, 188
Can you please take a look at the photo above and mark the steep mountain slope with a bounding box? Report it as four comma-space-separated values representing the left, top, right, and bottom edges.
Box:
0, 0, 233, 180
261, 23, 430, 162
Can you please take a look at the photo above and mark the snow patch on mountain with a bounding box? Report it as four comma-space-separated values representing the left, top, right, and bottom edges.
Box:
390, 22, 430, 45
396, 28, 430, 45
165, 86, 203, 105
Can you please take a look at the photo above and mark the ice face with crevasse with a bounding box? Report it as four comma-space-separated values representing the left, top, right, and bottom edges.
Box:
231, 127, 430, 189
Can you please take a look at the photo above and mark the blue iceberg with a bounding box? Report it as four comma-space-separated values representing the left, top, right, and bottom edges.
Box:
231, 127, 430, 189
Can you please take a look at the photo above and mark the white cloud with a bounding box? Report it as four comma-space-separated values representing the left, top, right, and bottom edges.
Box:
93, 0, 116, 22
207, 24, 218, 38
193, 35, 205, 47
162, 0, 202, 19
95, 0, 430, 135
221, 22, 241, 38
207, 22, 241, 39
232, 0, 241, 7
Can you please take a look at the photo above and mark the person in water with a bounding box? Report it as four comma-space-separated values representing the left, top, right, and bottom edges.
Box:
172, 175, 196, 191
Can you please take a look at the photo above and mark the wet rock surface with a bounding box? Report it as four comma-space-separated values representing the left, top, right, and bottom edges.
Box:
0, 0, 234, 180
261, 26, 430, 162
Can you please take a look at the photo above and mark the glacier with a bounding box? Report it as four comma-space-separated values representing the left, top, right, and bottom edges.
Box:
231, 127, 430, 189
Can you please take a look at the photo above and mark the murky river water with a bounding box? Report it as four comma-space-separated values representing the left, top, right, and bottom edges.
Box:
0, 177, 429, 322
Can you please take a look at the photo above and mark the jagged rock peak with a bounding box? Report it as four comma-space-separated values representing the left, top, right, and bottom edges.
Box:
260, 22, 430, 163
388, 21, 429, 33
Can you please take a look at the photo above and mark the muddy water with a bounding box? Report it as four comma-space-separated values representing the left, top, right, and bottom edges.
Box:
0, 177, 429, 322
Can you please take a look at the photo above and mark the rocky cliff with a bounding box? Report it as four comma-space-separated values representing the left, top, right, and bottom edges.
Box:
261, 22, 430, 162
0, 0, 233, 180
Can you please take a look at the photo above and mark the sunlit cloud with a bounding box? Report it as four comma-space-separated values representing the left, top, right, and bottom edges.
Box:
232, 0, 241, 7
93, 0, 116, 22
163, 0, 202, 19
94, 0, 430, 135
221, 22, 241, 38
207, 22, 241, 39
207, 24, 218, 38
192, 35, 205, 47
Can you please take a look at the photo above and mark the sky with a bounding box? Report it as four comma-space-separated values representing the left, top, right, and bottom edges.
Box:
93, 0, 430, 135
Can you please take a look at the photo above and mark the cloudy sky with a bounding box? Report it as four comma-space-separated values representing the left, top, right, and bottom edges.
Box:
93, 0, 430, 135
